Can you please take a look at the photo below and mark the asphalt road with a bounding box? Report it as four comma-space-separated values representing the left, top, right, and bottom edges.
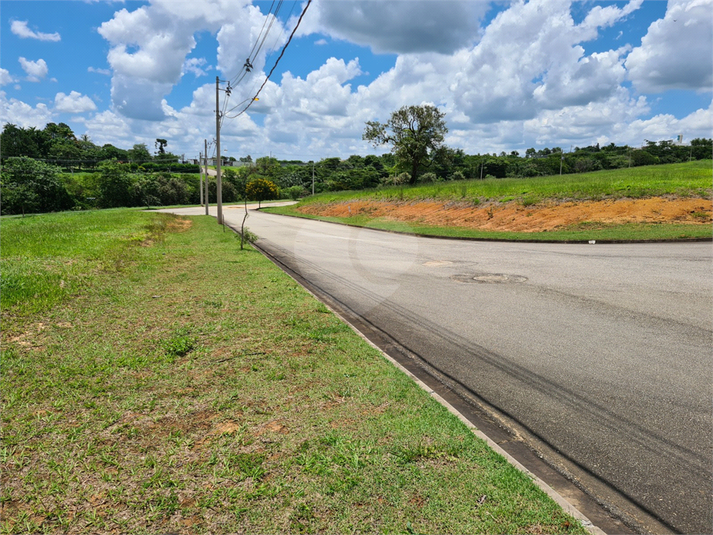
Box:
164, 204, 712, 534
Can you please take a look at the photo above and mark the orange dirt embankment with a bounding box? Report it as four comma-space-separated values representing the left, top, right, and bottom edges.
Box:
297, 197, 712, 233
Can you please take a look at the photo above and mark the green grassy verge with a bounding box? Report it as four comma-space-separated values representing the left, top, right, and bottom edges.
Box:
1, 210, 586, 534
263, 161, 712, 242
1, 210, 167, 315
297, 161, 713, 205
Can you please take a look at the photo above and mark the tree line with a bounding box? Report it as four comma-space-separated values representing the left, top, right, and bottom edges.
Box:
0, 122, 196, 172
2, 111, 711, 216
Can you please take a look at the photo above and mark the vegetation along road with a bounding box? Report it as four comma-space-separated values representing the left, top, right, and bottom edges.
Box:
164, 193, 712, 535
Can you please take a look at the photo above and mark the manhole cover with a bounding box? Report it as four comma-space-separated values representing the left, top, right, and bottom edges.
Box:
451, 273, 528, 284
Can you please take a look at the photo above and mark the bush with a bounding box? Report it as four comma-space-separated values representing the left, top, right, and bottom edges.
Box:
1, 157, 75, 215
284, 185, 306, 200
98, 160, 133, 208
630, 150, 659, 167
381, 172, 412, 186
419, 172, 437, 183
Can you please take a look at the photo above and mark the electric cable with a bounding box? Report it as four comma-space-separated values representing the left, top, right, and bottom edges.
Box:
222, 1, 292, 128
230, 0, 312, 119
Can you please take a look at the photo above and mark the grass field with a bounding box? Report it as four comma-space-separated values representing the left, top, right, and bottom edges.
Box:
298, 160, 712, 205
1, 210, 586, 534
263, 161, 712, 242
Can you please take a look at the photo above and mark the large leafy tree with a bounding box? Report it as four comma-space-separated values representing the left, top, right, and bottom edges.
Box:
99, 144, 129, 162
43, 122, 76, 143
0, 124, 48, 159
363, 104, 447, 184
128, 143, 152, 163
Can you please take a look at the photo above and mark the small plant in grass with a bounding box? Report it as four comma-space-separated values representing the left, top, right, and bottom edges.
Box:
237, 226, 258, 249
161, 329, 197, 357
521, 195, 540, 207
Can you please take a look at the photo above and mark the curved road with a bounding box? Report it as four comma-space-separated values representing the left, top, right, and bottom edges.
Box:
165, 204, 712, 534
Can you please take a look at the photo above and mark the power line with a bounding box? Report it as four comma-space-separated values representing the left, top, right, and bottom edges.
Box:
229, 0, 312, 120
222, 1, 299, 126
229, 0, 282, 88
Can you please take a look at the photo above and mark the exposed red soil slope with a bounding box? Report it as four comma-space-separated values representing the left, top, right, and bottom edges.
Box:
297, 197, 712, 232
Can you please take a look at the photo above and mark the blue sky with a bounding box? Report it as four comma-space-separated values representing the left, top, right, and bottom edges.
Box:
1, 0, 711, 161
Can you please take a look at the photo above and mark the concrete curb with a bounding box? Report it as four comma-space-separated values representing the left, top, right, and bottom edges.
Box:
341, 316, 607, 535
251, 231, 608, 535
262, 207, 712, 244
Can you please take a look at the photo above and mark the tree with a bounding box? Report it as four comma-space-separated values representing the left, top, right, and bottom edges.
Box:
128, 143, 151, 163
155, 138, 168, 155
245, 178, 279, 208
44, 122, 76, 144
0, 124, 48, 159
690, 138, 713, 160
98, 160, 133, 208
0, 157, 74, 215
100, 144, 128, 161
255, 156, 279, 177
363, 104, 447, 184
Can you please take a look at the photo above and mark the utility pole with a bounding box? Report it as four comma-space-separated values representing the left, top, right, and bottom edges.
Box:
199, 151, 204, 206
204, 139, 209, 216
312, 161, 315, 195
215, 76, 223, 225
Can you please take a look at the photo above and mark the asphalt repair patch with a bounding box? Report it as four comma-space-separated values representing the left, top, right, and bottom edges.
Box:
451, 273, 528, 284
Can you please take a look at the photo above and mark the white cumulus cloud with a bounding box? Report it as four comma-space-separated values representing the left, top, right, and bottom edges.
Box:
10, 20, 61, 42
182, 58, 210, 78
97, 0, 287, 121
626, 0, 713, 93
0, 91, 53, 128
0, 68, 15, 86
54, 91, 97, 113
18, 57, 48, 82
447, 0, 645, 124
